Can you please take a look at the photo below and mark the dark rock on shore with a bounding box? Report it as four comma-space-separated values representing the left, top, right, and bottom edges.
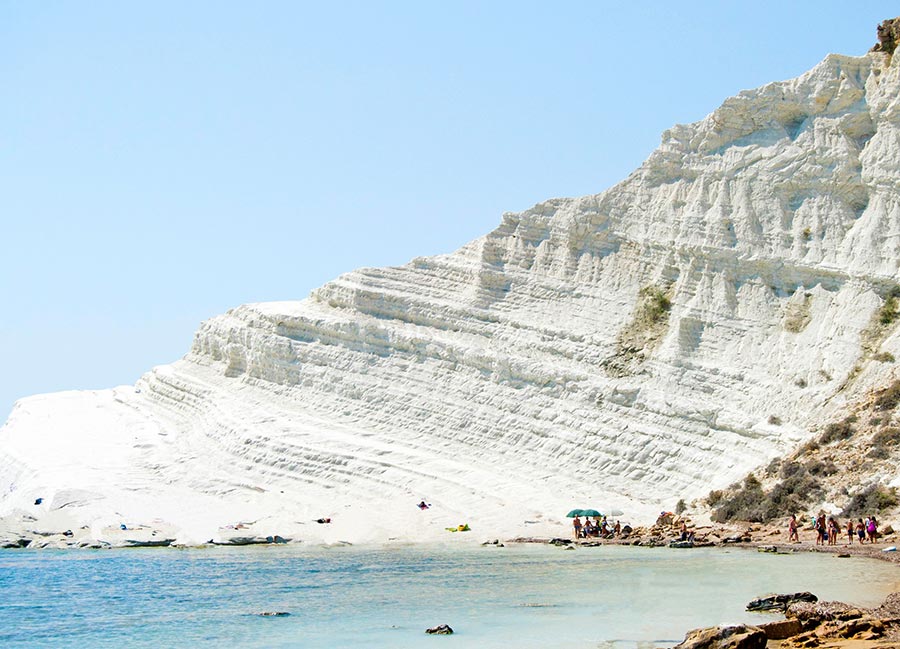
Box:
747, 592, 817, 612
425, 624, 453, 635
669, 540, 694, 548
124, 538, 175, 548
212, 535, 290, 546
0, 537, 31, 549
673, 623, 766, 649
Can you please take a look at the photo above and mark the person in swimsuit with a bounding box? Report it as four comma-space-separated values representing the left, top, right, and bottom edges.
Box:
815, 513, 826, 546
788, 514, 799, 542
847, 519, 854, 545
857, 519, 866, 543
868, 516, 878, 543
573, 516, 582, 540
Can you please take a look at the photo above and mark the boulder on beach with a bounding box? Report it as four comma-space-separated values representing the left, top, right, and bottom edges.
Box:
673, 624, 766, 649
747, 592, 817, 612
757, 619, 804, 640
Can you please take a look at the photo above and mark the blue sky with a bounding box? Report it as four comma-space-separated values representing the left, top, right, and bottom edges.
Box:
1, 2, 896, 418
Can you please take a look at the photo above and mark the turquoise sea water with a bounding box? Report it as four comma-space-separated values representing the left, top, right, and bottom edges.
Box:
3, 543, 900, 648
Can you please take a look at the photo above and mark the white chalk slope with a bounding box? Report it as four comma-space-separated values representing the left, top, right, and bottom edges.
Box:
4, 50, 900, 545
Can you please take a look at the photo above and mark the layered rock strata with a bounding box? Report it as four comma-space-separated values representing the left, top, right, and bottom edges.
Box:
4, 33, 900, 544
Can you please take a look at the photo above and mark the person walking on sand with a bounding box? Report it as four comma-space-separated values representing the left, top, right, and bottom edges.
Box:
788, 514, 799, 542
857, 519, 866, 543
868, 516, 878, 544
573, 516, 582, 540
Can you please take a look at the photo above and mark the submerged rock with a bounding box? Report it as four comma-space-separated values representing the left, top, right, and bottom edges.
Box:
425, 624, 453, 635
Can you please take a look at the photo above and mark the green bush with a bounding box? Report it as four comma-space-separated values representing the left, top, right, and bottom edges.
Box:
873, 352, 895, 363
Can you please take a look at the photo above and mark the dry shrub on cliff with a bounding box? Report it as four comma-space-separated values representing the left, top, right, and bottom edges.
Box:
868, 427, 900, 459
819, 415, 857, 444
874, 381, 900, 411
710, 464, 823, 523
842, 484, 898, 518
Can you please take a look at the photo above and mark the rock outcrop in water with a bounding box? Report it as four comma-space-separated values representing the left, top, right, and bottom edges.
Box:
4, 22, 900, 545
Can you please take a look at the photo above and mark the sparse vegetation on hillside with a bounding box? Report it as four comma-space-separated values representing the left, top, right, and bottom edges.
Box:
842, 484, 898, 518
879, 288, 900, 325
637, 285, 672, 325
868, 426, 900, 459
783, 293, 813, 333
709, 463, 823, 523
707, 381, 900, 524
856, 287, 900, 373
602, 282, 674, 377
819, 415, 857, 444
874, 380, 900, 411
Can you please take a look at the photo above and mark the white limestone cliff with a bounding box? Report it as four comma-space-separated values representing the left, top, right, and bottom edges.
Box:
4, 48, 900, 546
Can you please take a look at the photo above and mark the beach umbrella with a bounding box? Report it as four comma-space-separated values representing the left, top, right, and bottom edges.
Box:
566, 509, 585, 518
601, 507, 624, 517
581, 509, 602, 517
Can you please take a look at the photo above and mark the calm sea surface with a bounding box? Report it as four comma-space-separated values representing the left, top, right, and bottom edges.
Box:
3, 543, 899, 648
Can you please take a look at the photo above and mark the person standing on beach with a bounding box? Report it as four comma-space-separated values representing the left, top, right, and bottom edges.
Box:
788, 514, 799, 542
815, 513, 826, 546
573, 516, 582, 540
827, 518, 839, 546
847, 519, 854, 545
857, 519, 866, 543
868, 516, 878, 543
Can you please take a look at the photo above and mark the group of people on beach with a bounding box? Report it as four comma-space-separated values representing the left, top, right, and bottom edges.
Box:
788, 513, 880, 545
572, 515, 620, 539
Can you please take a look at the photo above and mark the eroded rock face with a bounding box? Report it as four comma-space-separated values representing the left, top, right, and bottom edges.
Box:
4, 31, 900, 540
674, 624, 766, 649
